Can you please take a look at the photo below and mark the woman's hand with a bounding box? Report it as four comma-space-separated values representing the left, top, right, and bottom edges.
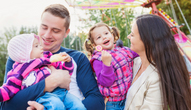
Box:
27, 101, 44, 110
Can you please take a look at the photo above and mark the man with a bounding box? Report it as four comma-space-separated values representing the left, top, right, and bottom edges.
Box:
1, 4, 104, 110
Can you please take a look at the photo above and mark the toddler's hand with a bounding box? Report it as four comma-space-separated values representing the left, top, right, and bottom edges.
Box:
60, 52, 71, 62
101, 50, 112, 66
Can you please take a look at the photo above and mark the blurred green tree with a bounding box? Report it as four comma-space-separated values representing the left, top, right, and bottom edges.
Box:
77, 8, 135, 47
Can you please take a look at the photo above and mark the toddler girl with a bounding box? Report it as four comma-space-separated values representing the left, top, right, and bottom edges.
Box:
84, 22, 138, 110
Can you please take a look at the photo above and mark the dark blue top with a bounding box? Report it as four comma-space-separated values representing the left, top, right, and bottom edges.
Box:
1, 46, 104, 110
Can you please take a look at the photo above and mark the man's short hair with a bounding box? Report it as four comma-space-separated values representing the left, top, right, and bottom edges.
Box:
43, 4, 70, 30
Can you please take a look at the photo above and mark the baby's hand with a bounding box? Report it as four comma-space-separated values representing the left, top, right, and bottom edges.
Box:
60, 52, 71, 62
50, 52, 71, 62
101, 50, 112, 66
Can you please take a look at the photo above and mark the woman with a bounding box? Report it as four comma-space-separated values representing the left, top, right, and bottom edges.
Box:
124, 14, 191, 110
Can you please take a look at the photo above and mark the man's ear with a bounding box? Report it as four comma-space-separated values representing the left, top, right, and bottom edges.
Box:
64, 29, 70, 38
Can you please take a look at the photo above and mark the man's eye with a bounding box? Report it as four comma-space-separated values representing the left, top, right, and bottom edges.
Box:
53, 30, 60, 33
41, 26, 47, 30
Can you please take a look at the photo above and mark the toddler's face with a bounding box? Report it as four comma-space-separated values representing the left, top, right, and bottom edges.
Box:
30, 37, 43, 59
92, 26, 114, 50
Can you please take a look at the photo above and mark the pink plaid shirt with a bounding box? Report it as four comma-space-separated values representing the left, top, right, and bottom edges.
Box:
90, 46, 135, 102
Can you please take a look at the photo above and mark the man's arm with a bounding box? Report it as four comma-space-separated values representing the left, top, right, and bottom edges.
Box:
1, 57, 46, 109
1, 79, 45, 110
4, 57, 14, 83
77, 53, 105, 110
1, 57, 71, 110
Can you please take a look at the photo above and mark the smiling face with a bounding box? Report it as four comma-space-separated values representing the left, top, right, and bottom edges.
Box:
38, 12, 70, 53
91, 26, 114, 50
30, 37, 44, 59
127, 21, 145, 55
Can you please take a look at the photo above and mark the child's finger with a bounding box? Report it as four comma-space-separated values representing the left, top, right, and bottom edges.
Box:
63, 55, 71, 62
60, 52, 67, 56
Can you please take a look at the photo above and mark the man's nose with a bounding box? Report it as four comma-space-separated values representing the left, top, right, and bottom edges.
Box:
44, 30, 52, 38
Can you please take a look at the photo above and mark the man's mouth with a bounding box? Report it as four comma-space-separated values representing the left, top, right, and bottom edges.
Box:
42, 38, 53, 44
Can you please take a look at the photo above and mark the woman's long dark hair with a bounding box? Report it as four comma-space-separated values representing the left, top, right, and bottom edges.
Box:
136, 14, 191, 110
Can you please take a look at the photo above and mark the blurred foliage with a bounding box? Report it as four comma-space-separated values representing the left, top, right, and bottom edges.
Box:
157, 0, 191, 35
77, 8, 135, 47
62, 34, 83, 51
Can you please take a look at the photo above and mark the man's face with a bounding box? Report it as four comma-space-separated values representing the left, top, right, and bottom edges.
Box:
38, 12, 70, 53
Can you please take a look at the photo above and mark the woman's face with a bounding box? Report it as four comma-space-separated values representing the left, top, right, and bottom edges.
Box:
127, 21, 145, 54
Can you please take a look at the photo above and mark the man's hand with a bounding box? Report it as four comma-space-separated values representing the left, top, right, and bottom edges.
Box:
101, 50, 112, 66
44, 66, 71, 92
27, 101, 44, 110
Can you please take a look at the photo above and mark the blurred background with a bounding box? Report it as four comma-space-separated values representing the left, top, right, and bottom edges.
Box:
0, 0, 190, 85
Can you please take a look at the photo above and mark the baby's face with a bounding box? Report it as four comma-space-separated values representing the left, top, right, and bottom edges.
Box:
30, 37, 43, 59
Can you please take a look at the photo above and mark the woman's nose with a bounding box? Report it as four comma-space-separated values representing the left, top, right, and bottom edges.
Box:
127, 34, 131, 39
